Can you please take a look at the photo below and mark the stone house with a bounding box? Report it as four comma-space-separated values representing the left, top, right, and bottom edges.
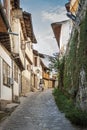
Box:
40, 55, 56, 89
21, 12, 37, 95
33, 50, 56, 90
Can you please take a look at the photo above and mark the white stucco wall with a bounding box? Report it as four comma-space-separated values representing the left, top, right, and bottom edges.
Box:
60, 20, 72, 55
0, 45, 12, 101
0, 45, 11, 65
14, 81, 19, 96
12, 18, 20, 54
1, 85, 12, 100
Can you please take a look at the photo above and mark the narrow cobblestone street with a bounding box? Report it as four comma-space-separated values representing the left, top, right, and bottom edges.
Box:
0, 89, 86, 130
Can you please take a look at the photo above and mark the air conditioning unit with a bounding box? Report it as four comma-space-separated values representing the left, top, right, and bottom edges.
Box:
7, 78, 14, 86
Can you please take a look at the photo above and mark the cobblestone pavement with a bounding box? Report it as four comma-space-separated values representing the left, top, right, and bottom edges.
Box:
0, 89, 86, 130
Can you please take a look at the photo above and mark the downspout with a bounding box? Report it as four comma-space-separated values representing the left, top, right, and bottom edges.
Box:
11, 58, 14, 101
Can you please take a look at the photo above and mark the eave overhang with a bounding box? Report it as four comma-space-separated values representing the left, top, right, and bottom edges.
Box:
25, 53, 33, 65
13, 55, 25, 71
23, 11, 37, 44
20, 18, 27, 41
39, 53, 45, 58
51, 20, 69, 48
40, 59, 49, 70
0, 32, 11, 52
51, 23, 62, 48
33, 49, 39, 56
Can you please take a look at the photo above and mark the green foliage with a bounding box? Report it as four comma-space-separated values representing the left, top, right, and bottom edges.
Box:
53, 88, 87, 127
52, 5, 87, 129
58, 56, 65, 89
63, 9, 87, 98
64, 30, 79, 95
49, 53, 59, 72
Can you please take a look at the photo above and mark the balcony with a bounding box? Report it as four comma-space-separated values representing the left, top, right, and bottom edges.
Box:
42, 72, 49, 80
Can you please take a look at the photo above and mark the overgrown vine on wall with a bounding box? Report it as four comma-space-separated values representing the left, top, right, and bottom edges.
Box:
63, 30, 79, 97
58, 56, 65, 90
63, 8, 87, 99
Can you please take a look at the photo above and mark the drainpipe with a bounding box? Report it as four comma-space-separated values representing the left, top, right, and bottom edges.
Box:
11, 57, 14, 101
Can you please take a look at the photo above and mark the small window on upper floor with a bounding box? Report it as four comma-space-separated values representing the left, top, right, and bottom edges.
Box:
34, 57, 37, 66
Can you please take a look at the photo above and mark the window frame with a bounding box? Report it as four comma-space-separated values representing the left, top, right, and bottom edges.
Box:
3, 60, 11, 87
14, 63, 18, 83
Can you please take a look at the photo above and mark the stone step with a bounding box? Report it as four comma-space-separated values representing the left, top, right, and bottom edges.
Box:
5, 103, 19, 112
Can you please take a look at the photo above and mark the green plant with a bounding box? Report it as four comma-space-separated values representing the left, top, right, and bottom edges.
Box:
53, 88, 87, 127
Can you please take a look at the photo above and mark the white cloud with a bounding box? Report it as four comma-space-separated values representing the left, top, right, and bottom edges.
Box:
42, 6, 69, 22
34, 6, 68, 56
33, 32, 59, 56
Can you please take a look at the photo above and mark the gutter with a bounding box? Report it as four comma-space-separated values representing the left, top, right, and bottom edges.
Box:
0, 1, 11, 31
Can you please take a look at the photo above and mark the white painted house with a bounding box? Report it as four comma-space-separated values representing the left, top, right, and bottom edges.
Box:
0, 0, 13, 109
0, 0, 23, 103
0, 0, 37, 108
33, 50, 42, 90
51, 20, 72, 57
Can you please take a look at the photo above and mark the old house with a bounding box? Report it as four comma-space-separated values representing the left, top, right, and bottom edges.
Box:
40, 58, 50, 89
40, 55, 56, 89
65, 0, 80, 25
0, 0, 13, 109
51, 20, 72, 57
21, 12, 37, 95
66, 0, 80, 15
33, 50, 42, 90
10, 1, 37, 96
9, 0, 25, 101
0, 0, 37, 109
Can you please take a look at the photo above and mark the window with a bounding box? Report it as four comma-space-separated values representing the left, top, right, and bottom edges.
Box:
34, 57, 37, 66
3, 60, 10, 87
27, 64, 31, 71
14, 63, 18, 83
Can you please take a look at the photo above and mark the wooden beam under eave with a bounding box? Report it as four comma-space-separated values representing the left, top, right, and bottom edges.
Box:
0, 14, 7, 32
0, 32, 11, 52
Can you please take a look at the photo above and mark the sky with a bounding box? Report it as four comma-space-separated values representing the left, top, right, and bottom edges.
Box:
21, 0, 69, 56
